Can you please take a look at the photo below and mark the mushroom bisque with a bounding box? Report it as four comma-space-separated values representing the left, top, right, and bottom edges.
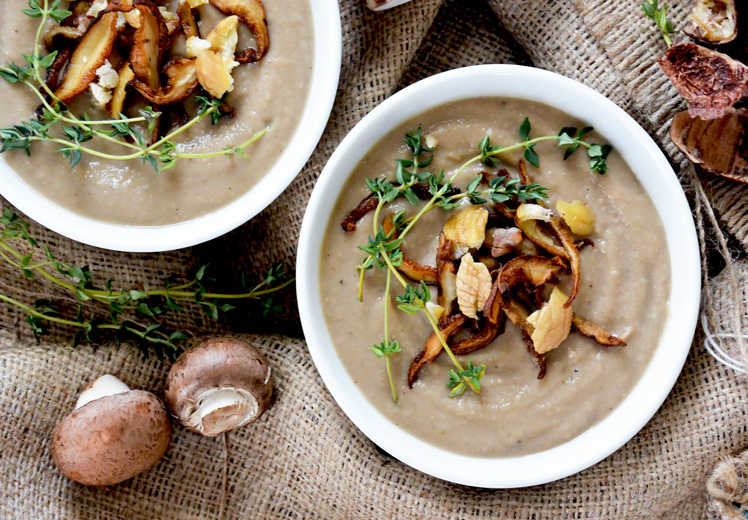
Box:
165, 338, 273, 436
51, 375, 172, 487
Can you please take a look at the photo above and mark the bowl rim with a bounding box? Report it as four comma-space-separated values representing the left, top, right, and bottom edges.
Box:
297, 64, 701, 488
0, 0, 342, 253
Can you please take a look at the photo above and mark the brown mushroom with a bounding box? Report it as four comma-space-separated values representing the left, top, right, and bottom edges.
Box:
51, 374, 172, 487
407, 313, 466, 387
658, 42, 748, 120
670, 107, 748, 182
128, 2, 169, 90
382, 214, 438, 284
53, 11, 122, 104
209, 0, 269, 63
132, 57, 198, 105
572, 313, 627, 347
435, 232, 458, 327
165, 338, 273, 436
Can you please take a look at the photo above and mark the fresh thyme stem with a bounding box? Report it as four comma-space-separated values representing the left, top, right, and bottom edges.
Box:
378, 242, 479, 394
383, 269, 398, 404
0, 293, 91, 330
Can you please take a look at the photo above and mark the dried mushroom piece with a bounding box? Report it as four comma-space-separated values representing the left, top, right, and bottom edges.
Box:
109, 62, 135, 118
129, 3, 169, 90
526, 286, 573, 355
572, 314, 627, 347
209, 0, 269, 63
407, 313, 466, 387
132, 58, 198, 105
435, 232, 458, 326
685, 0, 738, 44
382, 215, 438, 284
178, 1, 201, 38
443, 205, 488, 249
450, 317, 503, 356
54, 11, 122, 103
455, 252, 492, 319
670, 108, 748, 182
504, 299, 546, 379
658, 42, 748, 120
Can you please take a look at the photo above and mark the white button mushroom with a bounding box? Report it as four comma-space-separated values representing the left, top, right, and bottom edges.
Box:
51, 375, 172, 487
165, 338, 273, 436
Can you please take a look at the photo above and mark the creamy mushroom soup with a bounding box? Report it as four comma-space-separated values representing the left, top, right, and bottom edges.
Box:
0, 0, 313, 225
320, 97, 670, 457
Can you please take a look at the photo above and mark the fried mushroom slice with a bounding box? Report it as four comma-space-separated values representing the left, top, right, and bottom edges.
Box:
572, 313, 627, 347
495, 255, 564, 306
132, 58, 198, 105
436, 232, 458, 327
670, 108, 748, 182
503, 299, 546, 379
547, 216, 581, 308
450, 316, 504, 356
684, 0, 737, 44
209, 0, 269, 63
381, 215, 438, 284
407, 313, 466, 387
128, 2, 169, 90
54, 11, 122, 104
658, 42, 748, 120
178, 1, 201, 38
108, 62, 135, 118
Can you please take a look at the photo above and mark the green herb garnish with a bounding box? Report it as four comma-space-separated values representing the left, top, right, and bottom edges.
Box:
0, 207, 293, 360
642, 0, 677, 47
355, 119, 612, 402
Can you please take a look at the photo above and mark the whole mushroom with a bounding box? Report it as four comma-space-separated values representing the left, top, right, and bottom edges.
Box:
165, 338, 273, 436
51, 374, 172, 486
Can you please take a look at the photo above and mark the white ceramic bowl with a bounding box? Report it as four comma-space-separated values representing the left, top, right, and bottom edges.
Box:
0, 1, 341, 252
297, 65, 700, 488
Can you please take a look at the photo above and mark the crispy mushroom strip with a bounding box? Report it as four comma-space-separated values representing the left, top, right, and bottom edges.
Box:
436, 232, 458, 328
53, 11, 122, 104
340, 183, 450, 232
450, 316, 504, 356
658, 42, 748, 120
572, 314, 627, 347
45, 47, 74, 92
486, 255, 564, 317
129, 2, 169, 90
178, 1, 201, 38
132, 58, 198, 105
209, 0, 269, 63
381, 215, 437, 284
407, 313, 466, 387
504, 299, 546, 379
684, 0, 737, 44
42, 0, 93, 48
670, 108, 748, 183
547, 216, 580, 308
109, 62, 135, 118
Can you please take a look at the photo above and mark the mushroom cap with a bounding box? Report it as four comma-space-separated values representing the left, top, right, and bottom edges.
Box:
52, 390, 171, 486
165, 337, 273, 436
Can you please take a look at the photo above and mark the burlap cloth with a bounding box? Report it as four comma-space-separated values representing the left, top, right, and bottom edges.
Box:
1, 0, 747, 518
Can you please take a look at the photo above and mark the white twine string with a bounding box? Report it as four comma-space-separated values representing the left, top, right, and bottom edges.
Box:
702, 311, 747, 374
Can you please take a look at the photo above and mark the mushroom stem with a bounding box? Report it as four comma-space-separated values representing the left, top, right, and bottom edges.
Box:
75, 374, 130, 410
187, 387, 259, 436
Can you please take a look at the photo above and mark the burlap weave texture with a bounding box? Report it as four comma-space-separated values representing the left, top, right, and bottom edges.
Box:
0, 0, 744, 518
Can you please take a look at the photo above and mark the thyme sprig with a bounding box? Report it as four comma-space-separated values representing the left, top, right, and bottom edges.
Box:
0, 207, 293, 360
641, 0, 677, 48
0, 0, 268, 173
355, 118, 612, 402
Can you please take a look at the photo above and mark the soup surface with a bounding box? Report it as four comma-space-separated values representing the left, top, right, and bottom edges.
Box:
320, 97, 671, 457
0, 0, 313, 225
